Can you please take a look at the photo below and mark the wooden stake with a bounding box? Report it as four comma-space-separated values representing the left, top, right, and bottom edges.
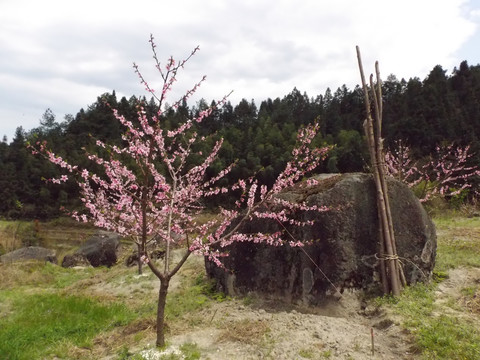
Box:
378, 215, 390, 294
369, 69, 402, 292
371, 327, 375, 356
356, 46, 404, 296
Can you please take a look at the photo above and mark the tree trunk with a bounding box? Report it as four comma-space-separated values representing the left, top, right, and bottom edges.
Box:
156, 277, 170, 347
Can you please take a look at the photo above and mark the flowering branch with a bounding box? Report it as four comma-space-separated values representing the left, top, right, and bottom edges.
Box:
385, 140, 480, 202
29, 35, 332, 347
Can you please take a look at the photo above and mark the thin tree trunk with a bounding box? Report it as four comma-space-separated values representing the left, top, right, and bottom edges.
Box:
151, 250, 191, 348
156, 277, 170, 348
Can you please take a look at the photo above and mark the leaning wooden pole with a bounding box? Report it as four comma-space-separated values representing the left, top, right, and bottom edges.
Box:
356, 46, 402, 296
370, 66, 406, 287
370, 64, 390, 293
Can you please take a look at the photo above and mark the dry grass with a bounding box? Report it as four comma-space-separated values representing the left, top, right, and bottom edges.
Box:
460, 287, 480, 314
217, 318, 270, 345
0, 218, 99, 261
89, 317, 157, 357
0, 261, 57, 289
0, 221, 23, 253
192, 211, 222, 225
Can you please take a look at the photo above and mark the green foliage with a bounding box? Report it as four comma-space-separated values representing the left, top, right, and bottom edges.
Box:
0, 293, 135, 360
418, 316, 480, 359
43, 261, 96, 289
460, 285, 478, 298
447, 188, 470, 209
165, 274, 227, 322
16, 220, 44, 247
193, 273, 229, 302
433, 215, 480, 228
179, 343, 201, 360
376, 283, 480, 359
331, 129, 367, 172
373, 215, 480, 359
116, 346, 141, 360
433, 216, 480, 271
0, 261, 99, 311
436, 241, 480, 271
321, 350, 333, 358
3, 60, 480, 218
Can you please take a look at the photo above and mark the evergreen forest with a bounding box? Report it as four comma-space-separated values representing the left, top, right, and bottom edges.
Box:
1, 60, 480, 219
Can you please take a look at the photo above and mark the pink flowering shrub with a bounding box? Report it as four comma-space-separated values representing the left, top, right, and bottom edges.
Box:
30, 34, 331, 346
385, 140, 480, 203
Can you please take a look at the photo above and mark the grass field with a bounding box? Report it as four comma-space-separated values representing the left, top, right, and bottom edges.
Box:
377, 212, 480, 359
0, 212, 480, 359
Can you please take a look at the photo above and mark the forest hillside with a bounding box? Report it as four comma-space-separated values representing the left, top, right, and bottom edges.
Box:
1, 60, 479, 219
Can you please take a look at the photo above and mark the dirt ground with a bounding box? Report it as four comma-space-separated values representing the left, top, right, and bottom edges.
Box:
30, 227, 476, 360
160, 295, 417, 360
2, 244, 478, 359
88, 249, 455, 360
4, 215, 479, 359
115, 264, 479, 360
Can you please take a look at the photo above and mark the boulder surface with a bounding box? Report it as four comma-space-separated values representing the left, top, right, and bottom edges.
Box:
62, 231, 119, 267
0, 246, 57, 264
206, 173, 436, 304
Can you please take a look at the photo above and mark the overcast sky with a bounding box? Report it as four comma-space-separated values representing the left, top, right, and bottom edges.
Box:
1, 0, 480, 142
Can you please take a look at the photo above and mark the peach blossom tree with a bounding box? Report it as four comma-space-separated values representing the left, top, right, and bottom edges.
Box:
385, 140, 480, 203
31, 35, 331, 347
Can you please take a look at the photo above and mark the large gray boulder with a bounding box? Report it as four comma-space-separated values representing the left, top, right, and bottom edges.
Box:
62, 231, 119, 268
0, 246, 57, 264
206, 173, 436, 304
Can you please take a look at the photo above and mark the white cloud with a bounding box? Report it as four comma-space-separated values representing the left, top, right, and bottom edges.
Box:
0, 0, 479, 141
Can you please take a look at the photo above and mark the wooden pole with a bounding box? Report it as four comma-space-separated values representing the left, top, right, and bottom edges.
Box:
356, 46, 403, 296
369, 70, 402, 290
377, 212, 390, 294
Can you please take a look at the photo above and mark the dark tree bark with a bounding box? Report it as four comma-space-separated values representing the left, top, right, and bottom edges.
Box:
156, 277, 170, 347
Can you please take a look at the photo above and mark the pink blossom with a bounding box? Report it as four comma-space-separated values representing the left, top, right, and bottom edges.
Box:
30, 36, 335, 348
385, 141, 480, 202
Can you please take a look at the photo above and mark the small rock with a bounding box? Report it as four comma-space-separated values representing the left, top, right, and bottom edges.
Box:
374, 318, 395, 330
363, 305, 380, 317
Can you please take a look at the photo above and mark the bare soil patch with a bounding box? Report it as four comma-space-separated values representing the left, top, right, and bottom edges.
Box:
435, 267, 480, 322
92, 252, 421, 360
90, 243, 480, 360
